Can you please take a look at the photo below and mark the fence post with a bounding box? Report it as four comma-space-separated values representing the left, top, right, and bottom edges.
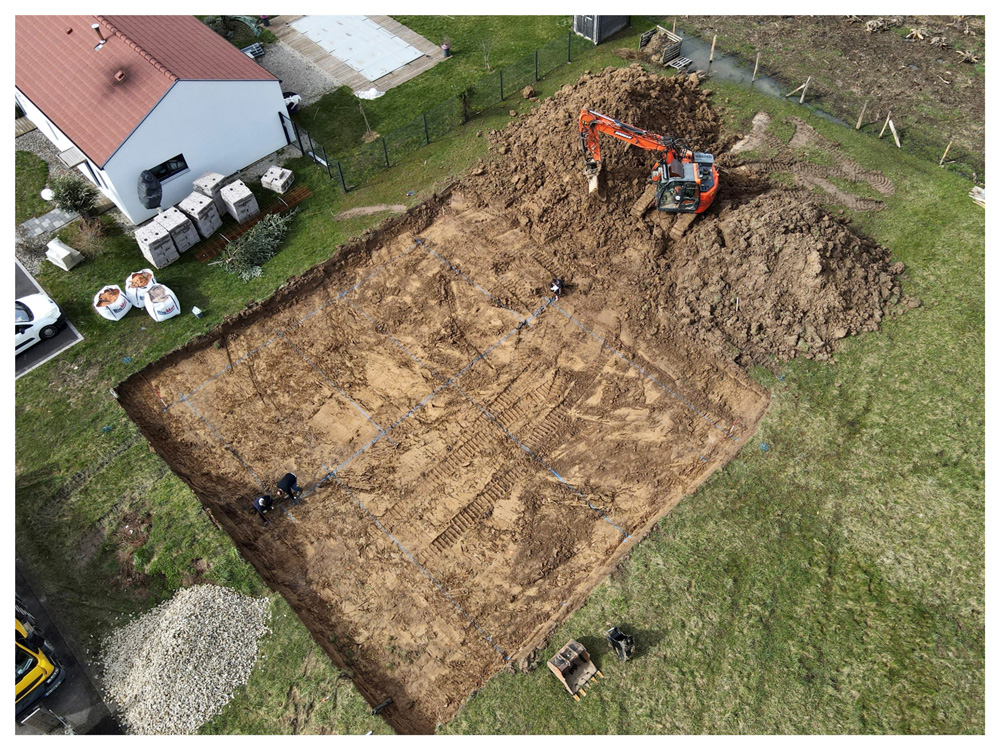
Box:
751, 52, 760, 88
423, 112, 430, 145
568, 30, 572, 63
535, 49, 539, 81
856, 99, 868, 130
500, 69, 505, 100
381, 137, 390, 169
336, 160, 348, 192
322, 144, 332, 180
708, 35, 717, 74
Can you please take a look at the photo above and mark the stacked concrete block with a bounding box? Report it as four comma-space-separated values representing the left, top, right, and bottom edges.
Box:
220, 180, 260, 223
261, 166, 295, 194
153, 207, 200, 253
193, 171, 228, 215
178, 192, 223, 238
135, 220, 180, 269
45, 238, 85, 271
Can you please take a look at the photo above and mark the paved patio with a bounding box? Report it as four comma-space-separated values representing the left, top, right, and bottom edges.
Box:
270, 15, 446, 94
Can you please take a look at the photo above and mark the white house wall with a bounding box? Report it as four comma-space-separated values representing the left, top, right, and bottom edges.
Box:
16, 87, 75, 151
103, 79, 288, 224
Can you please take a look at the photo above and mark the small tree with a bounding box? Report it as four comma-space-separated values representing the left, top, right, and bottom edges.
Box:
50, 174, 99, 217
479, 38, 494, 72
219, 209, 298, 282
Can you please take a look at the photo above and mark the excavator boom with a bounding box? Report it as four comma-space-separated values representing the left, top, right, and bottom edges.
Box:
578, 108, 718, 215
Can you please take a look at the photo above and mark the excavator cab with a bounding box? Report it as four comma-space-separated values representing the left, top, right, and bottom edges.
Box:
653, 152, 716, 214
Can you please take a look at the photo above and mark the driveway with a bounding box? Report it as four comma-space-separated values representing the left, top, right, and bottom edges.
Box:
15, 258, 83, 379
15, 566, 121, 735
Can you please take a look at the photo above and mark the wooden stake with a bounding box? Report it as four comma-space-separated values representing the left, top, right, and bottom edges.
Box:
708, 35, 716, 73
939, 139, 953, 166
799, 76, 811, 104
879, 111, 892, 138
751, 52, 760, 86
856, 99, 868, 130
785, 82, 806, 98
888, 119, 901, 148
672, 19, 676, 34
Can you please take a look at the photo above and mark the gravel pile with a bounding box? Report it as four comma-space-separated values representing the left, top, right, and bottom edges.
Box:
100, 585, 271, 734
258, 40, 341, 105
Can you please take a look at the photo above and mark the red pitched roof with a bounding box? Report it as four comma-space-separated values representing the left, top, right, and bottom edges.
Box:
15, 15, 277, 167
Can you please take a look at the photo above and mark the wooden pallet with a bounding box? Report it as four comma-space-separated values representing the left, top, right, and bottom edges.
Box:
667, 56, 692, 72
193, 183, 313, 262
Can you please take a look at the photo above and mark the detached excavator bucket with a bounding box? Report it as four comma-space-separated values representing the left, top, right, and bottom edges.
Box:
547, 640, 600, 700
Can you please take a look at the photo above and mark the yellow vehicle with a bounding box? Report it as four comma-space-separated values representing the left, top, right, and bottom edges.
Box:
15, 605, 66, 721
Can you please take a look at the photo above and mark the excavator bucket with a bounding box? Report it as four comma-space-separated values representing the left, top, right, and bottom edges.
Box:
547, 640, 599, 699
585, 163, 608, 202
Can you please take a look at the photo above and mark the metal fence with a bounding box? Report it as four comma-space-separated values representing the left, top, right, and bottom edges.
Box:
281, 30, 598, 191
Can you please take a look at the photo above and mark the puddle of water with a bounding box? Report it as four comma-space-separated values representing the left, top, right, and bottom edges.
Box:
674, 29, 850, 128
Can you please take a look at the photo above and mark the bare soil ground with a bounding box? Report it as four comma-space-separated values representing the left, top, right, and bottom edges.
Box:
119, 67, 904, 733
682, 15, 985, 175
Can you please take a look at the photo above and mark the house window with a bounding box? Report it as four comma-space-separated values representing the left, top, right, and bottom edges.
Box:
148, 154, 188, 181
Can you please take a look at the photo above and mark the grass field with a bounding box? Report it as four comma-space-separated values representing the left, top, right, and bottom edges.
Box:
292, 16, 572, 156
14, 16, 983, 735
15, 150, 50, 225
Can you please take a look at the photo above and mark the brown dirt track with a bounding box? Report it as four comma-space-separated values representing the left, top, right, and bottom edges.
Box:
118, 67, 903, 733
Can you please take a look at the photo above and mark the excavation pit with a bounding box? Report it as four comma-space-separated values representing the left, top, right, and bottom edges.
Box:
119, 190, 770, 733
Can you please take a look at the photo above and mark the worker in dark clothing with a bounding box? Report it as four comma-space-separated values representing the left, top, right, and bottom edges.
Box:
276, 472, 303, 502
252, 494, 274, 523
550, 278, 564, 299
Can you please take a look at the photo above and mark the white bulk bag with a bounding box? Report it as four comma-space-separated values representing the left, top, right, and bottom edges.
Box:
145, 283, 180, 322
93, 285, 132, 321
123, 269, 156, 307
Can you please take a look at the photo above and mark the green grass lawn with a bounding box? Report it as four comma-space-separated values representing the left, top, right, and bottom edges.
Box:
446, 82, 985, 735
16, 150, 50, 225
14, 17, 983, 735
293, 15, 573, 156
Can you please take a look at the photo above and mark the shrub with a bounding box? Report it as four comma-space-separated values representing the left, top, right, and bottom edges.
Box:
219, 209, 298, 282
50, 174, 99, 216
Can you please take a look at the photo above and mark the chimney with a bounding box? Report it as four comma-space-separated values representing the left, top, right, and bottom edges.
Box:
114, 70, 126, 83
92, 22, 107, 50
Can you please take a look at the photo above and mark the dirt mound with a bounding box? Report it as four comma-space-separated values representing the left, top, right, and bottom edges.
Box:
665, 195, 901, 364
463, 64, 900, 367
466, 65, 725, 249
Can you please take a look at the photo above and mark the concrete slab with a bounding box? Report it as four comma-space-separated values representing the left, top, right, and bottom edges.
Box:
291, 15, 422, 80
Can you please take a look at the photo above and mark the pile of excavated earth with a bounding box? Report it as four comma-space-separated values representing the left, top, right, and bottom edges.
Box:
463, 65, 902, 366
100, 585, 271, 734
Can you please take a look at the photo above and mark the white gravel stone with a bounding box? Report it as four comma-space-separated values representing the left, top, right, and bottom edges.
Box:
100, 585, 272, 735
257, 40, 341, 106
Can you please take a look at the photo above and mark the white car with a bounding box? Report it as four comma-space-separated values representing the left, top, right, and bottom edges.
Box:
15, 294, 66, 354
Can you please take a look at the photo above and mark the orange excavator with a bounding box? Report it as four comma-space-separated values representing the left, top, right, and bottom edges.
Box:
579, 108, 719, 214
